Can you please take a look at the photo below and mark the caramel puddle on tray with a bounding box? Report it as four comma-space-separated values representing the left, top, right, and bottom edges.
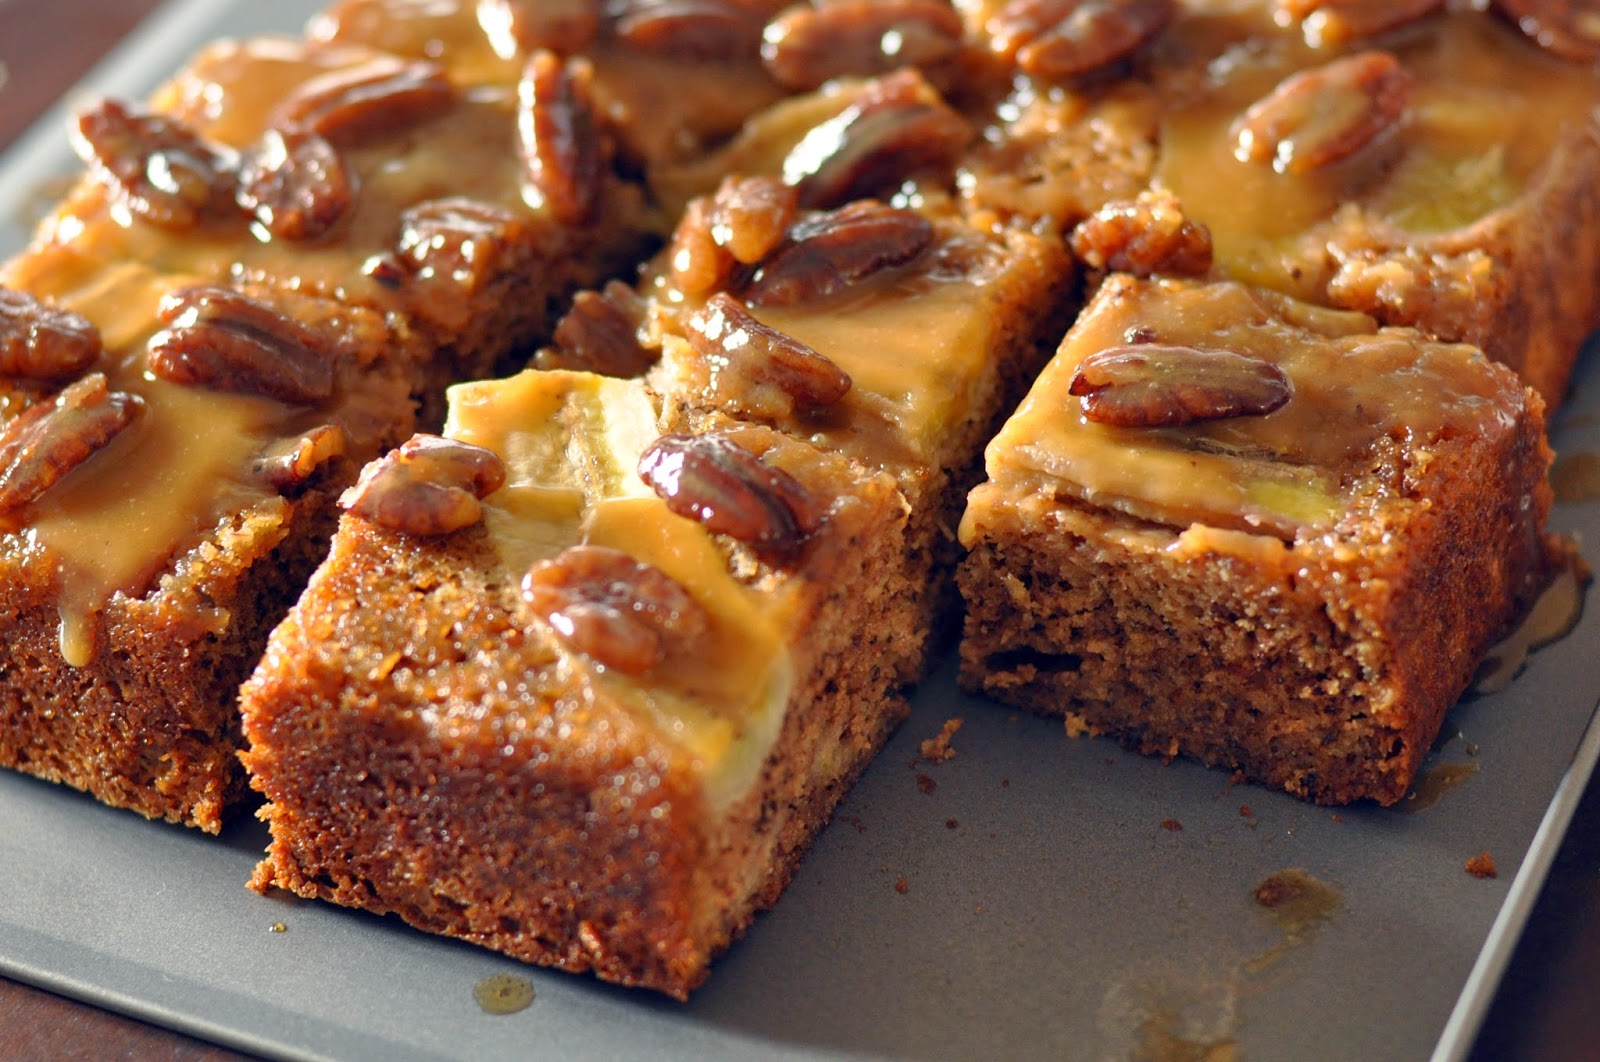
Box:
1401, 761, 1480, 813
1472, 563, 1587, 696
474, 972, 535, 1015
1244, 868, 1341, 974
1551, 451, 1600, 504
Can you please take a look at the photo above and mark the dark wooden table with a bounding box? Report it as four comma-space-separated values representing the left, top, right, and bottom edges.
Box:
1, 3, 1598, 1059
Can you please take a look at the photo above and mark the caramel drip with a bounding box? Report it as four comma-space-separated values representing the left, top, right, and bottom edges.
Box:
1155, 9, 1600, 294
447, 370, 793, 806
307, 0, 525, 87
978, 277, 1522, 540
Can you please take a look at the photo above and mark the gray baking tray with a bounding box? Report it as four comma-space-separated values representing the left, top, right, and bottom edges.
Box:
2, 2, 1599, 1058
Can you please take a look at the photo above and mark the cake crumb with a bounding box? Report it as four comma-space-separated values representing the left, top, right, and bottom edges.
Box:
920, 717, 963, 763
916, 772, 938, 795
1466, 851, 1498, 879
894, 877, 909, 894
1160, 818, 1183, 832
945, 818, 959, 829
1239, 805, 1253, 818
1063, 712, 1095, 739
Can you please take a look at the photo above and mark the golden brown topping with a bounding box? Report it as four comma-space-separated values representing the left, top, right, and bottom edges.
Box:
687, 292, 853, 412
71, 99, 238, 230
710, 174, 800, 265
0, 289, 102, 380
477, 0, 602, 56
236, 128, 353, 242
668, 198, 735, 297
1068, 343, 1293, 427
517, 51, 603, 225
272, 57, 455, 145
0, 373, 140, 522
1069, 190, 1212, 277
1493, 0, 1600, 60
988, 0, 1174, 80
540, 281, 656, 377
1232, 51, 1410, 176
339, 433, 506, 535
254, 424, 349, 492
378, 197, 532, 331
783, 69, 971, 208
610, 0, 769, 61
741, 200, 934, 307
522, 544, 709, 676
1274, 0, 1444, 48
638, 432, 823, 562
147, 286, 336, 405
761, 0, 965, 90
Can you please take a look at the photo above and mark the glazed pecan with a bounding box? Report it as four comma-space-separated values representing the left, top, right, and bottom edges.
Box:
254, 424, 349, 492
988, 0, 1174, 80
236, 128, 353, 242
687, 292, 853, 412
1068, 344, 1292, 427
761, 0, 965, 90
609, 0, 769, 61
147, 286, 336, 405
1069, 190, 1212, 277
0, 289, 101, 380
0, 373, 140, 520
667, 197, 736, 297
71, 99, 238, 230
522, 544, 708, 676
518, 51, 602, 225
741, 200, 934, 307
783, 69, 971, 209
477, 0, 602, 56
638, 432, 823, 562
378, 197, 531, 331
1274, 0, 1443, 47
339, 433, 506, 535
540, 281, 656, 376
273, 58, 455, 145
1493, 0, 1600, 61
1232, 51, 1410, 175
709, 174, 799, 265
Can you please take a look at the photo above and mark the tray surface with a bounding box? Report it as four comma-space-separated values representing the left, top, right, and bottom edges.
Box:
2, 3, 1598, 1059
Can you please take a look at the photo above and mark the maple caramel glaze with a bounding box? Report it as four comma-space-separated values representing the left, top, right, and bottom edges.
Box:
968, 275, 1524, 542
1150, 5, 1600, 296
445, 370, 793, 807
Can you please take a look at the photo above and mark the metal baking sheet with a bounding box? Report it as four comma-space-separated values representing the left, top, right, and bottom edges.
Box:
2, 3, 1598, 1058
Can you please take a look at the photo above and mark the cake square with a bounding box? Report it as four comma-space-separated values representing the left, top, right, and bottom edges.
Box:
958, 274, 1563, 805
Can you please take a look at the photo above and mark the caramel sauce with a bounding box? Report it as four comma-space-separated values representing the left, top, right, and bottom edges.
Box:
472, 972, 535, 1015
1473, 562, 1587, 695
1401, 761, 1479, 812
446, 371, 793, 806
1155, 9, 1600, 295
975, 277, 1519, 540
308, 0, 525, 87
1245, 868, 1340, 973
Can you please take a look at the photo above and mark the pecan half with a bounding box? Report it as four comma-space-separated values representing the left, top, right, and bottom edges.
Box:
989, 0, 1174, 80
1069, 190, 1212, 277
0, 289, 102, 380
761, 1, 965, 90
254, 423, 348, 492
477, 0, 602, 57
522, 544, 708, 676
380, 198, 531, 332
1492, 0, 1600, 61
783, 69, 971, 209
1232, 51, 1410, 176
539, 281, 656, 376
0, 373, 140, 520
71, 99, 238, 230
687, 292, 852, 412
236, 128, 353, 242
741, 200, 934, 307
609, 0, 769, 61
518, 51, 602, 225
667, 197, 736, 298
709, 174, 799, 265
638, 432, 823, 562
147, 286, 336, 405
339, 433, 506, 535
1274, 0, 1443, 48
273, 58, 455, 145
1068, 344, 1292, 427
